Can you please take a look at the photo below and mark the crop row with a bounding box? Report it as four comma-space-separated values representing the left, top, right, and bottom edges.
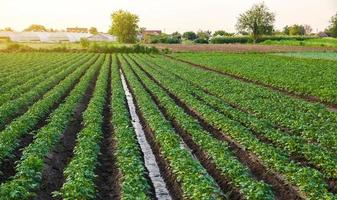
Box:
0, 53, 88, 105
0, 53, 94, 129
0, 53, 59, 78
0, 54, 105, 199
56, 54, 110, 199
118, 55, 224, 199
123, 55, 275, 199
0, 54, 99, 165
131, 54, 336, 199
140, 54, 337, 152
110, 55, 152, 199
133, 54, 337, 179
173, 52, 337, 103
0, 53, 69, 89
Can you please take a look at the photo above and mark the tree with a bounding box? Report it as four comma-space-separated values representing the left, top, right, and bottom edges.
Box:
325, 12, 337, 37
197, 30, 212, 40
24, 24, 47, 32
182, 31, 197, 40
0, 27, 14, 32
288, 24, 305, 35
236, 2, 275, 42
304, 24, 312, 35
109, 10, 139, 43
171, 31, 182, 40
283, 26, 290, 35
89, 27, 98, 35
213, 30, 233, 37
80, 38, 90, 48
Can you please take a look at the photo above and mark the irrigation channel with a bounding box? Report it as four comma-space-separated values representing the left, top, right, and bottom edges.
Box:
120, 70, 171, 200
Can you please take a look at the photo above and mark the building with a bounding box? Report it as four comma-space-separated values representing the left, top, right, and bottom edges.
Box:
317, 32, 329, 38
138, 30, 162, 41
66, 27, 89, 33
0, 31, 91, 42
87, 33, 117, 42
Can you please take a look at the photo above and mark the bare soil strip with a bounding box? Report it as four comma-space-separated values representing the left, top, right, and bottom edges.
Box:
121, 69, 171, 200
0, 62, 93, 184
165, 55, 337, 112
34, 68, 100, 200
121, 68, 185, 200
94, 58, 118, 200
132, 59, 303, 200
128, 64, 242, 199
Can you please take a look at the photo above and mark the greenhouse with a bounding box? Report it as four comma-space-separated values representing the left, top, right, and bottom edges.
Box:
0, 31, 94, 42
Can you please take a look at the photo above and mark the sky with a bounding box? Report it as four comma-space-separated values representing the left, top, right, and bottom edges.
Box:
1, 0, 336, 33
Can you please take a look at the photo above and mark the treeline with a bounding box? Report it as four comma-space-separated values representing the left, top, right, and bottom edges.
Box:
1, 43, 161, 53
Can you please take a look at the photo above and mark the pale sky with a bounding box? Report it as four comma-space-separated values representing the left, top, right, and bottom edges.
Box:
1, 0, 336, 33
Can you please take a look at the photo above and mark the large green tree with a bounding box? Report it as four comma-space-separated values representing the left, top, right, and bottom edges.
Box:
182, 31, 197, 40
109, 10, 139, 43
236, 3, 275, 42
24, 24, 47, 32
325, 12, 337, 37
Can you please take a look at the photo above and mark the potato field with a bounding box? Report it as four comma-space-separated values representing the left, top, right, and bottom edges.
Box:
0, 52, 336, 200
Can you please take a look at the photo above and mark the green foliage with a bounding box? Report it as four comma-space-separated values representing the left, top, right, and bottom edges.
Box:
147, 33, 181, 44
193, 38, 209, 44
126, 54, 275, 199
23, 24, 47, 32
182, 31, 197, 40
89, 27, 98, 35
196, 30, 212, 40
140, 54, 336, 199
80, 38, 90, 48
109, 10, 139, 43
236, 2, 275, 42
57, 55, 110, 199
213, 30, 233, 37
0, 55, 105, 199
325, 12, 337, 37
0, 54, 96, 167
283, 24, 312, 36
174, 52, 337, 104
110, 55, 152, 199
119, 55, 224, 200
88, 43, 159, 53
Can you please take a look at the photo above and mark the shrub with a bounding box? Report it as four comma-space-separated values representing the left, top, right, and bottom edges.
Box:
194, 38, 209, 44
80, 38, 90, 48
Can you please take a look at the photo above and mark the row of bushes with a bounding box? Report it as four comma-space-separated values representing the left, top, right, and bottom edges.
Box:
145, 34, 319, 44
1, 43, 161, 54
209, 35, 319, 44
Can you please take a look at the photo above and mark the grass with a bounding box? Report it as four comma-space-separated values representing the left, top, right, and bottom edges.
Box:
261, 37, 337, 47
273, 52, 337, 60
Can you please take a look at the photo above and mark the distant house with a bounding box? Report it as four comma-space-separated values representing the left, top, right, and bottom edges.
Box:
66, 27, 89, 33
317, 32, 329, 38
87, 33, 117, 42
139, 30, 162, 40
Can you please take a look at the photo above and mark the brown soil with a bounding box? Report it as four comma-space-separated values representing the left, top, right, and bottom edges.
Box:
35, 66, 100, 200
153, 43, 337, 53
121, 67, 184, 200
166, 55, 337, 112
95, 56, 120, 200
131, 58, 303, 200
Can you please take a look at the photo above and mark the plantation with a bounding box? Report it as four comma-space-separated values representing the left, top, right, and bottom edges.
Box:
0, 52, 336, 200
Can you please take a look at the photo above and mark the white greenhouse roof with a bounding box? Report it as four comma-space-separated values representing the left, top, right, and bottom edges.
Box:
0, 31, 93, 42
